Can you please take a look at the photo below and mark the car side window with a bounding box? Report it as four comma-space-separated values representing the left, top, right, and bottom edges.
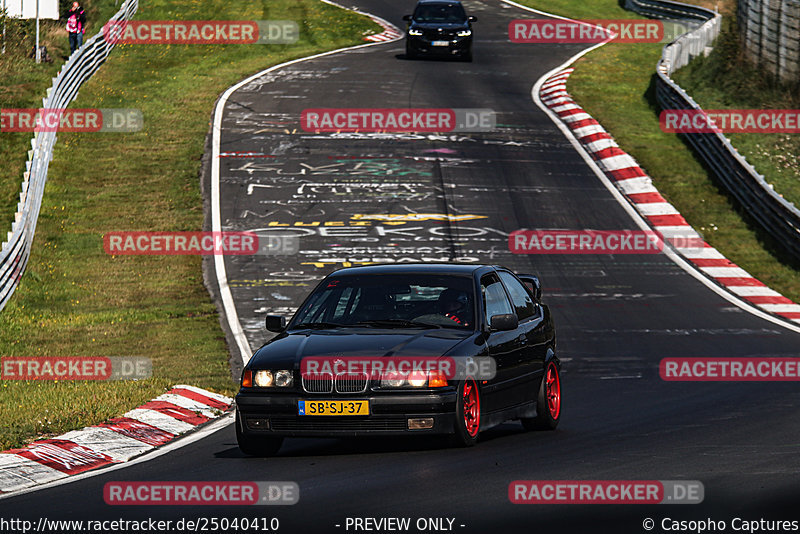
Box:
498, 271, 537, 321
481, 274, 513, 325
294, 290, 329, 324
332, 287, 360, 322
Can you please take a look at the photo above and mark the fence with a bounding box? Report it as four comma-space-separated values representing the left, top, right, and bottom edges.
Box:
625, 0, 800, 261
738, 0, 800, 83
0, 0, 139, 311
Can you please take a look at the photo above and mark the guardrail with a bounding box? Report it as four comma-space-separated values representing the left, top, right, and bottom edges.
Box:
626, 0, 711, 21
0, 0, 139, 311
625, 0, 800, 262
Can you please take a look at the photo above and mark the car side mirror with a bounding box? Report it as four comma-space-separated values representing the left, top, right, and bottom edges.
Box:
490, 313, 518, 331
518, 274, 542, 303
468, 15, 477, 22
266, 314, 286, 333
403, 14, 412, 21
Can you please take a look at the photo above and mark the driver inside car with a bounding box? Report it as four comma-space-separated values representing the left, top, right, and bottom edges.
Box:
438, 288, 470, 327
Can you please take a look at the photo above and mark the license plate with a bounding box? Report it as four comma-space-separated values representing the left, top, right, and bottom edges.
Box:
431, 40, 449, 46
298, 400, 369, 416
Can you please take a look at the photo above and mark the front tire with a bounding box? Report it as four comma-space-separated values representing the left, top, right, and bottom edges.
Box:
236, 412, 283, 457
451, 377, 481, 447
522, 360, 561, 431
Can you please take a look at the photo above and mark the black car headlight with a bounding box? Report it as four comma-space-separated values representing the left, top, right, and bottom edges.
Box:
274, 370, 293, 387
254, 370, 274, 387
457, 29, 471, 37
242, 369, 294, 388
408, 28, 423, 36
380, 370, 448, 388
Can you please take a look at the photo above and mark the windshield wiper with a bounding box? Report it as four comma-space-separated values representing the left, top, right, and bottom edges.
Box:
354, 319, 442, 329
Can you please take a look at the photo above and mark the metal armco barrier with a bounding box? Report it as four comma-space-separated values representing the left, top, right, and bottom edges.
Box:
0, 0, 139, 311
626, 0, 800, 262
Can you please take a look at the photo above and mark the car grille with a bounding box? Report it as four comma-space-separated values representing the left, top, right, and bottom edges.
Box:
270, 417, 408, 432
302, 372, 368, 394
302, 373, 333, 393
335, 372, 368, 393
423, 29, 455, 40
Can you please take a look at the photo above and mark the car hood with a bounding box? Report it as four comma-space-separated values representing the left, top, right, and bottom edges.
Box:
248, 328, 472, 369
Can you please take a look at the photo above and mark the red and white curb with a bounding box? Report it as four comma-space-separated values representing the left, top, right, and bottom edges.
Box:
0, 385, 232, 495
540, 68, 800, 326
364, 17, 403, 42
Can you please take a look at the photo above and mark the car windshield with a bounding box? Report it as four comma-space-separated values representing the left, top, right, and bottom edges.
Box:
413, 3, 468, 23
290, 274, 475, 329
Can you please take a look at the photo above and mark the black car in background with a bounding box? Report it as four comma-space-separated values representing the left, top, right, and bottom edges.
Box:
403, 0, 476, 61
235, 264, 560, 456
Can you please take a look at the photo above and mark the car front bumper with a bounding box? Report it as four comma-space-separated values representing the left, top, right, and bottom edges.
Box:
236, 389, 458, 437
406, 36, 472, 57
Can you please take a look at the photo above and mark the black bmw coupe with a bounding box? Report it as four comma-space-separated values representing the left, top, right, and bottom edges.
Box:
235, 264, 559, 456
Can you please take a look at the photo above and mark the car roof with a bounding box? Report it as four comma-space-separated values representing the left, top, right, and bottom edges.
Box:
328, 263, 489, 277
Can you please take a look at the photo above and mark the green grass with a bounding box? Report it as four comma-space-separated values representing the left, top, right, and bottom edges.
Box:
672, 15, 800, 209
0, 0, 380, 450
515, 0, 800, 300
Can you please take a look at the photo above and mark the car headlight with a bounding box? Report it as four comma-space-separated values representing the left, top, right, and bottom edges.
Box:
407, 372, 427, 387
381, 373, 406, 387
254, 370, 274, 387
408, 29, 423, 36
249, 369, 294, 388
275, 370, 293, 387
457, 29, 471, 37
380, 371, 448, 388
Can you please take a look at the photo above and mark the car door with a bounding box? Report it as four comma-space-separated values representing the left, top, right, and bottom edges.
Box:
479, 272, 525, 413
498, 270, 548, 404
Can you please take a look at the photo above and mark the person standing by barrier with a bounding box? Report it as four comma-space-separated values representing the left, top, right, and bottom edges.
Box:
65, 2, 86, 54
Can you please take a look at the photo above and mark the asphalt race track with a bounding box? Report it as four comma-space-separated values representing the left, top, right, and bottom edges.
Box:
5, 1, 800, 532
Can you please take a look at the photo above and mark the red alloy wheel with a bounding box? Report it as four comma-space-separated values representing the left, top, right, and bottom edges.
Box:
546, 363, 561, 420
462, 378, 480, 437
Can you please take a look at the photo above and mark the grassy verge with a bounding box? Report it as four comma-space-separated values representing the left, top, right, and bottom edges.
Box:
515, 0, 800, 301
672, 15, 800, 209
0, 0, 379, 450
